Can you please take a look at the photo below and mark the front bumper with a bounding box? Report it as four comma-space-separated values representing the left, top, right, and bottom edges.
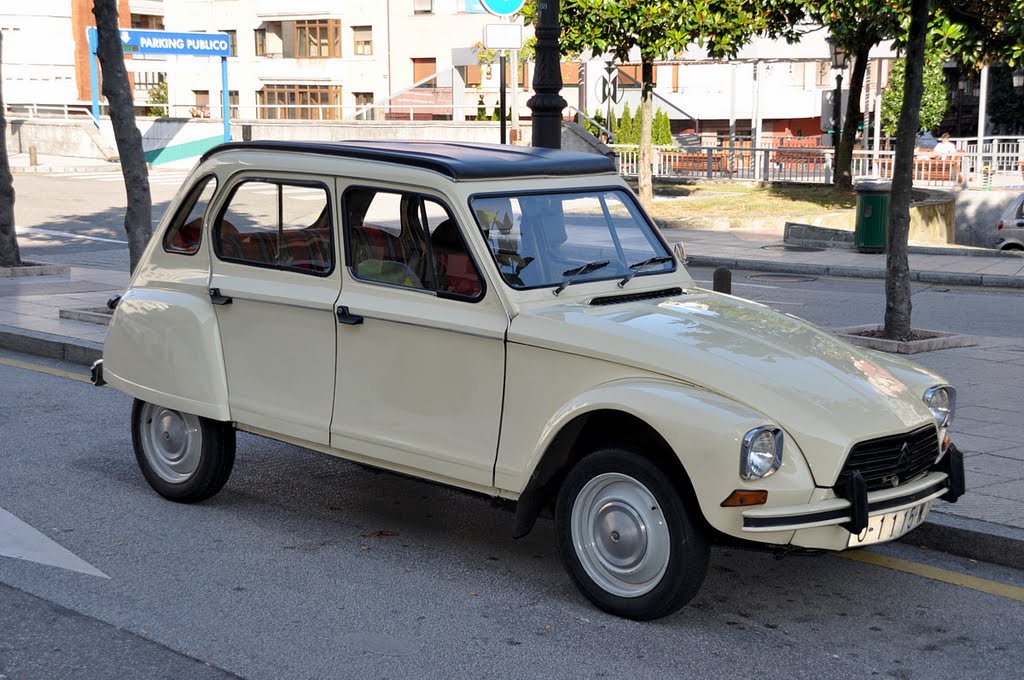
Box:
741, 444, 965, 535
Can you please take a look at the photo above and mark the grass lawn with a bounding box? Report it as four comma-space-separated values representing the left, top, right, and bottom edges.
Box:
626, 181, 857, 222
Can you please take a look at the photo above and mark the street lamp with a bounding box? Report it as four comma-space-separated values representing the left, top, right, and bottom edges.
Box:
826, 36, 847, 150
1013, 69, 1024, 89
528, 0, 567, 148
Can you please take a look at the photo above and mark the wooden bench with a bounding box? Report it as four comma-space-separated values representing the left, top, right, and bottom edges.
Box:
773, 138, 828, 167
876, 156, 960, 183
662, 150, 728, 175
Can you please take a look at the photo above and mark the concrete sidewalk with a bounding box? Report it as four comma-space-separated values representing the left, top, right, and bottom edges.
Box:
679, 227, 1024, 289
8, 152, 121, 175
0, 242, 1022, 570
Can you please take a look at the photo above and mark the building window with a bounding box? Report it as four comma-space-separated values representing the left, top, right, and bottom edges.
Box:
353, 92, 374, 120
257, 84, 343, 120
352, 26, 372, 56
219, 90, 240, 118
414, 0, 433, 13
412, 57, 436, 87
254, 28, 267, 56
221, 29, 237, 57
192, 90, 210, 117
296, 19, 341, 59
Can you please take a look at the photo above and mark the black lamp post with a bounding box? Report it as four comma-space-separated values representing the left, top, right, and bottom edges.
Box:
826, 36, 847, 150
528, 0, 567, 149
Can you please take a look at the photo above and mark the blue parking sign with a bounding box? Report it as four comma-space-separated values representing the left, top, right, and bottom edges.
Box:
480, 0, 526, 16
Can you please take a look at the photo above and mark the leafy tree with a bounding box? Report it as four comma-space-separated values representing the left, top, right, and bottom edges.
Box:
93, 0, 152, 273
654, 110, 673, 145
0, 29, 21, 268
880, 47, 949, 136
987, 66, 1024, 134
617, 102, 635, 145
523, 0, 801, 208
147, 81, 168, 118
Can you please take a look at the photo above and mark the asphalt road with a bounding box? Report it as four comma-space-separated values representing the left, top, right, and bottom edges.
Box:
2, 354, 1024, 680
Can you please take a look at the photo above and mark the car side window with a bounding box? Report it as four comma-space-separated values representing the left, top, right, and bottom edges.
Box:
215, 180, 333, 275
163, 175, 217, 255
344, 188, 483, 299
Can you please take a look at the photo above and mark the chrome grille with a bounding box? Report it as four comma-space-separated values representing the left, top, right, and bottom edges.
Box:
835, 425, 940, 492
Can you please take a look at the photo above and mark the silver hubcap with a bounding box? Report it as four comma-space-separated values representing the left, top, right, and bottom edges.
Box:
139, 402, 203, 484
571, 472, 671, 598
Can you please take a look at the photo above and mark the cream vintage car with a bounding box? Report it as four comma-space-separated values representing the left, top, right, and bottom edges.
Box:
94, 140, 965, 620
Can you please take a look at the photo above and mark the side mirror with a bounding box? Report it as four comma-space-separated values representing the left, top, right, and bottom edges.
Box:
673, 241, 688, 265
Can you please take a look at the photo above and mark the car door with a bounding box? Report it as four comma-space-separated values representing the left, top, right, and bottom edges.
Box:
330, 184, 508, 488
209, 175, 341, 445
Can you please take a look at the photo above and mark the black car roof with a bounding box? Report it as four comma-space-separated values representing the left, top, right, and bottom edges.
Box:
200, 140, 616, 180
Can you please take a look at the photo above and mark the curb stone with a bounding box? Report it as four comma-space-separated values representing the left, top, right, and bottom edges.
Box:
902, 511, 1024, 572
687, 255, 1024, 289
0, 325, 102, 366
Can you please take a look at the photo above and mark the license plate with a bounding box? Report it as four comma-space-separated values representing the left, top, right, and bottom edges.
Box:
847, 501, 932, 547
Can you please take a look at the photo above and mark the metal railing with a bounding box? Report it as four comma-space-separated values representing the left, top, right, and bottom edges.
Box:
6, 103, 98, 124
612, 142, 1024, 189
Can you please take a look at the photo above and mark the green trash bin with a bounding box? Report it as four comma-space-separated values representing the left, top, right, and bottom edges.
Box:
854, 180, 891, 253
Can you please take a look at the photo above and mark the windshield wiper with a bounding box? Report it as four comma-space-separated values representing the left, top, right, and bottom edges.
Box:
618, 256, 674, 288
553, 260, 611, 296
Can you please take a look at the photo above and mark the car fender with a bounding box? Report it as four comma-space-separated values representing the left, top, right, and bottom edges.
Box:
103, 287, 230, 421
513, 378, 816, 539
996, 237, 1024, 250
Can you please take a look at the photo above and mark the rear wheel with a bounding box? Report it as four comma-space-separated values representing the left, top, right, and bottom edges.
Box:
555, 448, 709, 620
131, 399, 235, 503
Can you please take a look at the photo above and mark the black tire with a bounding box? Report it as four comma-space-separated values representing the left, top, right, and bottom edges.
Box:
554, 448, 709, 620
131, 398, 236, 503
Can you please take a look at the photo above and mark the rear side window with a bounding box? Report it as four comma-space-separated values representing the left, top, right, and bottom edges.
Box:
215, 180, 333, 275
163, 176, 217, 255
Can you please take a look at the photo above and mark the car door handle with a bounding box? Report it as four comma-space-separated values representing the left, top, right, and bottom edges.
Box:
209, 288, 233, 305
336, 306, 363, 325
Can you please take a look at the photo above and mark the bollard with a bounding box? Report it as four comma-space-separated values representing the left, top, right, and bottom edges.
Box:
29, 146, 38, 167
713, 266, 732, 295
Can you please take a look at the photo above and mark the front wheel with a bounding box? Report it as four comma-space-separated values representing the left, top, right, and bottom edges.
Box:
555, 448, 709, 619
131, 399, 235, 503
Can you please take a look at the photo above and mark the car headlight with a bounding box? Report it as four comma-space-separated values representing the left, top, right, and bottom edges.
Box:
924, 386, 956, 428
740, 427, 783, 480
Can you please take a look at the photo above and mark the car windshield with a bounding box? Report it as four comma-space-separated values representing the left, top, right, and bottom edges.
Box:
470, 189, 674, 290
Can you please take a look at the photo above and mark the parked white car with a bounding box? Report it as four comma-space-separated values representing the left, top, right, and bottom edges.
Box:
996, 192, 1024, 250
94, 141, 965, 619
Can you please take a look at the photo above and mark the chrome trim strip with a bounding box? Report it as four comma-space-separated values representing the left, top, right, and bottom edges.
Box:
215, 294, 334, 314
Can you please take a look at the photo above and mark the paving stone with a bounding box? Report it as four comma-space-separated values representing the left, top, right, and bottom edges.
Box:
972, 479, 1024, 502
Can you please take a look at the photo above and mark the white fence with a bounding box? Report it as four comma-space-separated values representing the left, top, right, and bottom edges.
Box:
612, 141, 1024, 189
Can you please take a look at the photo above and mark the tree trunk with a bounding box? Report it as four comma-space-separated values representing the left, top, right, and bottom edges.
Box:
834, 41, 872, 190
637, 59, 654, 209
883, 0, 929, 341
0, 30, 22, 268
93, 0, 152, 273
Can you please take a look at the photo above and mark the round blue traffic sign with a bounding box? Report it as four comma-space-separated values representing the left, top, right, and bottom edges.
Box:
480, 0, 526, 16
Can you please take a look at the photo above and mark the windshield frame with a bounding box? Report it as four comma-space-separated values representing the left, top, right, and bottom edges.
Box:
468, 185, 678, 292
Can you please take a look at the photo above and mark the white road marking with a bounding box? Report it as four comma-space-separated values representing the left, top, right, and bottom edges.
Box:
0, 507, 109, 578
15, 226, 128, 244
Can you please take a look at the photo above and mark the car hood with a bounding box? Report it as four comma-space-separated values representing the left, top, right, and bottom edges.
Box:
509, 289, 943, 486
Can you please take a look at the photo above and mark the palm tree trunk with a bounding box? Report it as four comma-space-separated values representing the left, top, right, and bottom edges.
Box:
93, 0, 152, 273
0, 30, 22, 268
883, 0, 930, 341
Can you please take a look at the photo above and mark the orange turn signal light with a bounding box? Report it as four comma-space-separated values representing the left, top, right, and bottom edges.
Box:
720, 490, 768, 507
943, 434, 951, 452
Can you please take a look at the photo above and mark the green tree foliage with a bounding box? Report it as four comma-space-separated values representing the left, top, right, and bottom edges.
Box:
654, 110, 673, 145
147, 81, 168, 117
523, 0, 801, 207
880, 47, 949, 135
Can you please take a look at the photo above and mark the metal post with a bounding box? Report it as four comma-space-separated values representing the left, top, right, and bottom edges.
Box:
510, 48, 519, 140
833, 72, 843, 149
528, 0, 567, 149
713, 267, 732, 295
221, 56, 231, 142
976, 64, 989, 182
499, 52, 507, 144
88, 29, 100, 128
863, 60, 871, 153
